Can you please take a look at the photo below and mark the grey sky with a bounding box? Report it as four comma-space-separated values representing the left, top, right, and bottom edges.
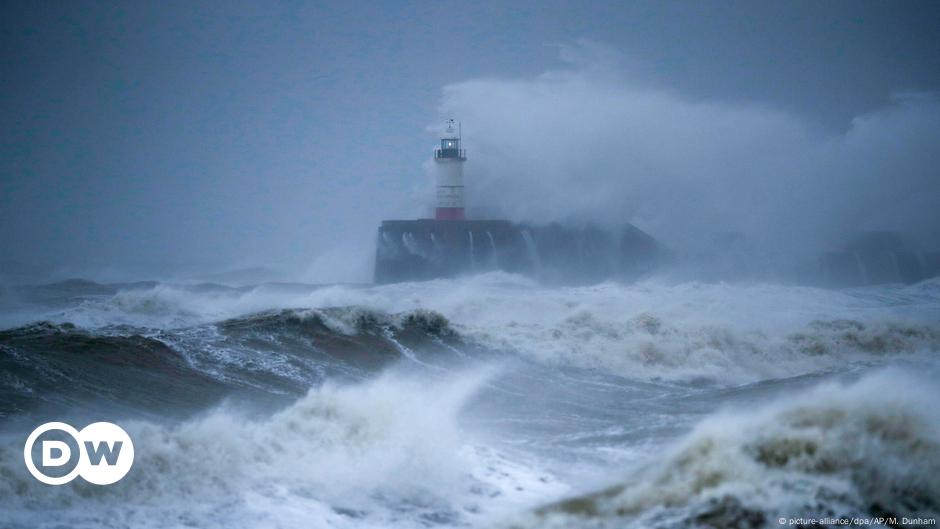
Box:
2, 1, 939, 281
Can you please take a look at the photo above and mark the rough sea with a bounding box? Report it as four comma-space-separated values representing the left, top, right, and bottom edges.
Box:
1, 273, 938, 528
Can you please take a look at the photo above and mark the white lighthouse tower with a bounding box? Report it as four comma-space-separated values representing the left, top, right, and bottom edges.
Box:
434, 119, 466, 220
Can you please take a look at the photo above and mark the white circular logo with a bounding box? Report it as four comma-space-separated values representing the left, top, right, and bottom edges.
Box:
23, 421, 134, 485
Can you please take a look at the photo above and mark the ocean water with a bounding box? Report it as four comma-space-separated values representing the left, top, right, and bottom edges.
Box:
0, 273, 938, 528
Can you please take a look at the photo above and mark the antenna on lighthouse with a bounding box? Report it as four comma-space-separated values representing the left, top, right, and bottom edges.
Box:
434, 119, 466, 220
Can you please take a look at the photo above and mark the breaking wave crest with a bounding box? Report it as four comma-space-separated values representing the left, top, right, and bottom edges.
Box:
475, 313, 940, 383
0, 307, 462, 417
0, 369, 565, 529
515, 368, 940, 528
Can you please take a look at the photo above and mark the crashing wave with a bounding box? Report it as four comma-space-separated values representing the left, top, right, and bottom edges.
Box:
0, 307, 462, 416
478, 313, 940, 384
508, 368, 940, 528
0, 369, 565, 529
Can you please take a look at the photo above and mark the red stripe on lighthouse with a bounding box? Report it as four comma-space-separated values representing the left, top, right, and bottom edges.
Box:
435, 208, 465, 220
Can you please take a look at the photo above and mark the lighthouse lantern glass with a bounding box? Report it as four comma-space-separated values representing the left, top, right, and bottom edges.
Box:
439, 138, 460, 158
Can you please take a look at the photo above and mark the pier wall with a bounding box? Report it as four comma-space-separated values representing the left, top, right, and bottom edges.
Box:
374, 219, 664, 284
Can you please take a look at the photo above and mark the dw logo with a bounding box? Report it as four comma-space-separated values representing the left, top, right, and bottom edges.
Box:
23, 422, 134, 485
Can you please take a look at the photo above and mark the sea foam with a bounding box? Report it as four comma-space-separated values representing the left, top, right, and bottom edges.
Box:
510, 367, 940, 528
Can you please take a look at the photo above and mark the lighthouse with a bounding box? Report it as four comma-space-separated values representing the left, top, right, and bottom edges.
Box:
434, 119, 466, 220
373, 119, 664, 283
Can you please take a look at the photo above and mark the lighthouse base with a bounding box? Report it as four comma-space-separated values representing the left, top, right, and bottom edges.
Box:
373, 219, 664, 284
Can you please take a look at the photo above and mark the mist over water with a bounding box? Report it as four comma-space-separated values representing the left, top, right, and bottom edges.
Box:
442, 43, 940, 263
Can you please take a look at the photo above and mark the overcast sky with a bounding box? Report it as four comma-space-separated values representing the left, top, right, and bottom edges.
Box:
2, 1, 939, 282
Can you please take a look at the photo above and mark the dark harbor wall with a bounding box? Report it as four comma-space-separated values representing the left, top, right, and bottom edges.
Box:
374, 219, 664, 284
818, 232, 940, 286
670, 230, 940, 286
374, 222, 940, 286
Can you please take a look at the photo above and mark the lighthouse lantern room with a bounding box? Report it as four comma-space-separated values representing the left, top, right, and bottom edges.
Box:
434, 119, 466, 220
